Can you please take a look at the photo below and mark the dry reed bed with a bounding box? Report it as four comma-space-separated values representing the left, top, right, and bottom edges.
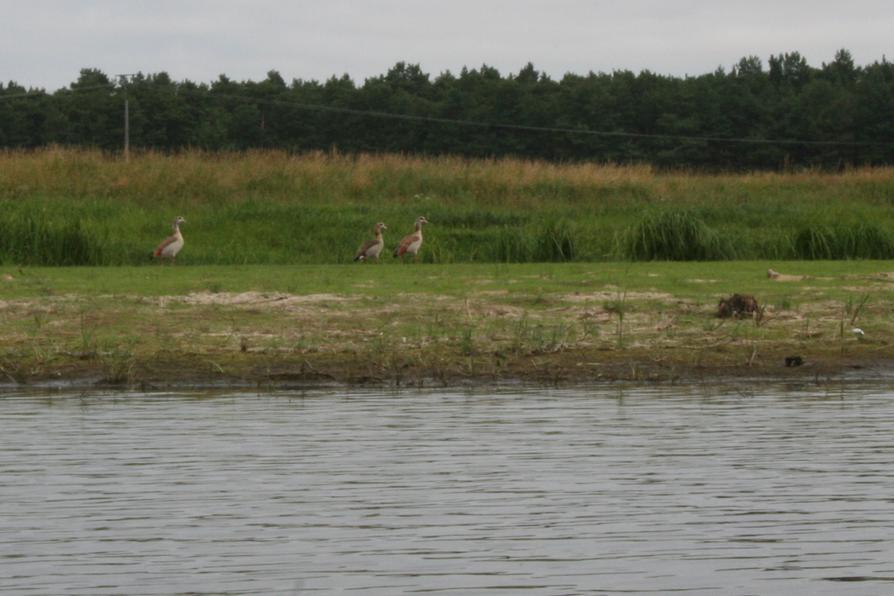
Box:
4, 147, 893, 202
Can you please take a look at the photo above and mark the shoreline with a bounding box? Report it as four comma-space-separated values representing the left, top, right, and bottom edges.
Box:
2, 350, 892, 393
3, 262, 894, 392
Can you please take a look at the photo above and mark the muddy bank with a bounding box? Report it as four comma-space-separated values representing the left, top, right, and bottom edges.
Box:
1, 351, 891, 392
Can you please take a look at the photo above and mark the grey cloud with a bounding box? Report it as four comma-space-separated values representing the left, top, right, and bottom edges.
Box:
2, 0, 891, 90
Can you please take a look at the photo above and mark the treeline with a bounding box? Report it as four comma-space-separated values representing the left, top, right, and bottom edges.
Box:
1, 49, 893, 169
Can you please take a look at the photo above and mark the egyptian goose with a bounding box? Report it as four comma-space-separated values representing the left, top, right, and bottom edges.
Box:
354, 222, 387, 262
153, 216, 186, 263
393, 216, 429, 261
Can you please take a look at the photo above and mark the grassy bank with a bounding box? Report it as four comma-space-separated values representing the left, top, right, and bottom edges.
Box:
2, 261, 893, 387
3, 149, 894, 265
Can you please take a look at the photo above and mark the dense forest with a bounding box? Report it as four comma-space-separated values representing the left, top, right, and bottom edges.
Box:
1, 49, 893, 169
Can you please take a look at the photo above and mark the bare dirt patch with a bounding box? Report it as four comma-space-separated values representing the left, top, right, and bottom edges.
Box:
562, 291, 675, 303
767, 268, 836, 282
158, 292, 355, 310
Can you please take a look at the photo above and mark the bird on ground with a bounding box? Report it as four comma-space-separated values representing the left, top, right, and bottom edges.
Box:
393, 216, 429, 262
153, 216, 186, 263
851, 327, 866, 340
354, 222, 387, 262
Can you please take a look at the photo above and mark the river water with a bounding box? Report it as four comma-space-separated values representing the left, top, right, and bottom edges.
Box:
2, 385, 893, 595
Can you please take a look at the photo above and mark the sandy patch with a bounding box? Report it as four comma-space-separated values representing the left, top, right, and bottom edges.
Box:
767, 268, 809, 282
766, 268, 837, 282
158, 292, 353, 309
844, 271, 894, 281
562, 291, 675, 303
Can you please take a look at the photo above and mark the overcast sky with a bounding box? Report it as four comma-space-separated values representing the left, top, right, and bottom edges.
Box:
2, 0, 892, 90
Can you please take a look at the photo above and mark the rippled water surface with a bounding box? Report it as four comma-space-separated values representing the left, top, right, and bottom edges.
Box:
2, 386, 894, 594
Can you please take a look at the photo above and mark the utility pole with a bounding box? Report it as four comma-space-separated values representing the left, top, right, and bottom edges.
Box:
116, 74, 136, 162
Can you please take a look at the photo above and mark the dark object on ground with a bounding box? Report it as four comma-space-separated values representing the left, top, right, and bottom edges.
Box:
785, 355, 804, 367
718, 294, 759, 318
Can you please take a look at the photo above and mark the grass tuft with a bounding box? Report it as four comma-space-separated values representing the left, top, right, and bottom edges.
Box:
623, 210, 734, 261
793, 222, 894, 259
0, 213, 96, 266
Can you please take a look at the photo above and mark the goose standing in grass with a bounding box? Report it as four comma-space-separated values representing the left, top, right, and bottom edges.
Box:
354, 222, 387, 262
153, 216, 186, 263
393, 216, 429, 262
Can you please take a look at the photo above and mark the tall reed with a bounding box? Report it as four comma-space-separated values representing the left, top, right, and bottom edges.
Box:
623, 210, 735, 261
792, 222, 894, 259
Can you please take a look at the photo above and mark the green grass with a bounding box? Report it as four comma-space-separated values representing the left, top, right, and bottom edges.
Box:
3, 149, 894, 265
3, 260, 893, 301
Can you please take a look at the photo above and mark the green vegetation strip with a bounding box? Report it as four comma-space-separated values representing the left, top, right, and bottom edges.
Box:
2, 262, 893, 387
3, 150, 894, 265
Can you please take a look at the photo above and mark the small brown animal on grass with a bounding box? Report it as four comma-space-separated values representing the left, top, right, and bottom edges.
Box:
717, 294, 759, 318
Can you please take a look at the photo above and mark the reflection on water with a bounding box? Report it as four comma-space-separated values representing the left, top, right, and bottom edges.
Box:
2, 386, 894, 594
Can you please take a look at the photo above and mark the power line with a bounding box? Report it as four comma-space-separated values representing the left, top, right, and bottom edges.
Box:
207, 91, 890, 148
